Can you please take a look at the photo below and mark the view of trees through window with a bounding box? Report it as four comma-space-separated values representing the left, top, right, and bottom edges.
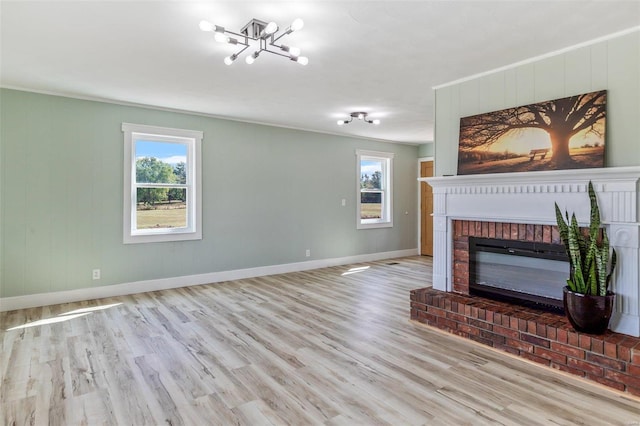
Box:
360, 160, 383, 219
135, 141, 188, 230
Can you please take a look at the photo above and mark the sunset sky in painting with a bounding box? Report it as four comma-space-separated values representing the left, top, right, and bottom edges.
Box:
486, 123, 605, 154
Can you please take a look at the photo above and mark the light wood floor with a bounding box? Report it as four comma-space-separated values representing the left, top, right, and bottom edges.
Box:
2, 256, 639, 425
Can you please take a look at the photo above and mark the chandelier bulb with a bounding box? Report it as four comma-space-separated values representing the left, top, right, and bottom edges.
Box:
372, 119, 381, 125
224, 54, 237, 65
214, 32, 228, 43
199, 20, 215, 32
289, 47, 301, 57
246, 51, 260, 64
357, 113, 364, 120
264, 22, 278, 35
290, 18, 304, 32
337, 120, 346, 125
296, 56, 309, 66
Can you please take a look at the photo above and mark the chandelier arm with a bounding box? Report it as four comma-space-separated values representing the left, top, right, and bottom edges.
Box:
271, 31, 289, 44
232, 45, 251, 57
222, 29, 258, 41
260, 48, 293, 59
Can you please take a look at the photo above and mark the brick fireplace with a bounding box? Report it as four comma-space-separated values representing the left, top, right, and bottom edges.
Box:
412, 166, 640, 395
420, 166, 640, 336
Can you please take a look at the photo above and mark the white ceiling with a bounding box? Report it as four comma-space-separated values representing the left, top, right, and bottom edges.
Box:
2, 1, 639, 144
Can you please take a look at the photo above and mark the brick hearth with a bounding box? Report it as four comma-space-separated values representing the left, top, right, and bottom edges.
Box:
410, 288, 640, 396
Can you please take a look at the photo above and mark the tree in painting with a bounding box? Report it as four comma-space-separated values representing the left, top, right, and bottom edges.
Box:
458, 90, 606, 173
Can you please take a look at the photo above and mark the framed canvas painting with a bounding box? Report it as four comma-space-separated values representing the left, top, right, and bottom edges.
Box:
457, 90, 606, 175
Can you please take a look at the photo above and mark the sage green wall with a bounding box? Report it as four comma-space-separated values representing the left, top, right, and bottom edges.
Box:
0, 89, 418, 298
434, 30, 640, 176
418, 143, 434, 158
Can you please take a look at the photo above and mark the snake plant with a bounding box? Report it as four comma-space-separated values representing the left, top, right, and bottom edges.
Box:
554, 181, 616, 296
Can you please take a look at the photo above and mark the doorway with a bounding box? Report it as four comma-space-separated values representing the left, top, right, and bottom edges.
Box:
420, 160, 434, 256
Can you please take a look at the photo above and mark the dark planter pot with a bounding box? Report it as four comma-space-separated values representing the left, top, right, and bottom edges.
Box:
563, 287, 615, 334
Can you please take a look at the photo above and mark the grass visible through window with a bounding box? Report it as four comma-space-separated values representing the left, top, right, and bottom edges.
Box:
136, 202, 187, 229
361, 203, 382, 219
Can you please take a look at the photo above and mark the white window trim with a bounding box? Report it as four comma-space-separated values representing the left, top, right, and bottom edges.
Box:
122, 123, 202, 244
356, 149, 394, 229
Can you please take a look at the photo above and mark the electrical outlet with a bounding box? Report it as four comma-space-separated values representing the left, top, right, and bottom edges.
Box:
92, 269, 101, 280
305, 249, 311, 257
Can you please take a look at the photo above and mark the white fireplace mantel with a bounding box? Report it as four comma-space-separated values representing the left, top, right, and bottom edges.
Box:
420, 166, 640, 337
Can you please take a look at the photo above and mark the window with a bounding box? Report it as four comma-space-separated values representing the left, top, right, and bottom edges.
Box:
356, 150, 393, 229
122, 123, 202, 244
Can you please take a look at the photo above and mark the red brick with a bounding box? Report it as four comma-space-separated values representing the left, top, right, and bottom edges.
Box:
518, 224, 527, 240
551, 362, 585, 377
469, 334, 494, 347
436, 317, 458, 330
495, 344, 519, 356
454, 220, 462, 237
534, 347, 567, 364
495, 223, 503, 239
586, 374, 626, 391
550, 341, 586, 359
445, 311, 467, 324
618, 344, 632, 363
428, 306, 446, 318
626, 386, 640, 397
604, 370, 640, 389
526, 224, 534, 241
484, 310, 495, 324
488, 222, 496, 239
521, 351, 551, 366
546, 326, 557, 341
480, 330, 506, 346
535, 322, 548, 338
518, 318, 528, 331
556, 328, 568, 344
453, 283, 468, 294
481, 222, 489, 238
510, 223, 519, 239
534, 225, 543, 242
541, 225, 550, 243
509, 316, 519, 330
627, 364, 640, 376
493, 324, 520, 340
590, 337, 604, 355
521, 333, 550, 348
468, 318, 493, 331
476, 308, 486, 321
568, 331, 579, 347
604, 342, 618, 359
579, 334, 591, 350
586, 353, 626, 371
502, 223, 510, 239
567, 358, 604, 376
504, 337, 534, 353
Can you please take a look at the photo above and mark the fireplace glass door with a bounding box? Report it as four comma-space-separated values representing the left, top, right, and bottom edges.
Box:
469, 237, 569, 312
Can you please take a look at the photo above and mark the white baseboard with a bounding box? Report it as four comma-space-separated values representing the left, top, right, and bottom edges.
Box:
0, 248, 418, 312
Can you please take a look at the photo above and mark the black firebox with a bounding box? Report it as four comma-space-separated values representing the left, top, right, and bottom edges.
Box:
469, 237, 569, 313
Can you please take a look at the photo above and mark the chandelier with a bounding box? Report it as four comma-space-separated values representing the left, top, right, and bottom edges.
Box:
199, 17, 308, 66
337, 112, 381, 126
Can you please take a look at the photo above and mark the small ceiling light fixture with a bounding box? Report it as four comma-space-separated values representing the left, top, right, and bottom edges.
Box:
199, 17, 308, 66
337, 112, 381, 126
